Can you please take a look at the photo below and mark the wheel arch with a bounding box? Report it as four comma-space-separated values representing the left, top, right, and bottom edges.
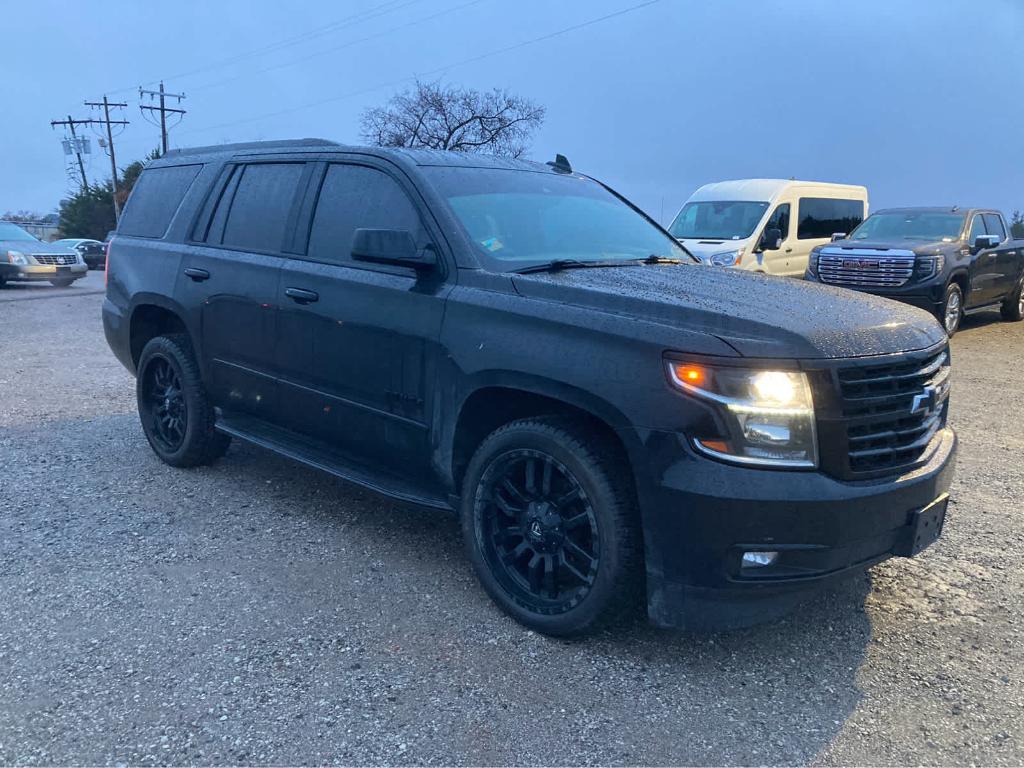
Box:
128, 294, 192, 371
446, 372, 639, 494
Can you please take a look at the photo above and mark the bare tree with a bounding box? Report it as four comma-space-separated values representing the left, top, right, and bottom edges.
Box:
361, 80, 545, 158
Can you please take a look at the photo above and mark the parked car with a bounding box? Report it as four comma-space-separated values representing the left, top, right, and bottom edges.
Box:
0, 221, 87, 287
51, 238, 107, 269
104, 140, 956, 636
668, 179, 868, 276
806, 207, 1024, 335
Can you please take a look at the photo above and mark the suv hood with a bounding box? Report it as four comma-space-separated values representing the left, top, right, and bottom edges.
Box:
0, 239, 75, 255
512, 265, 945, 360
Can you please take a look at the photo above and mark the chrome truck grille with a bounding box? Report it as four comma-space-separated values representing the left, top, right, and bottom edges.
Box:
817, 247, 916, 288
33, 254, 78, 266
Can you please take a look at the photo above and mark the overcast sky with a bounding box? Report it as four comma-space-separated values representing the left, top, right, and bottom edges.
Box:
4, 0, 1022, 222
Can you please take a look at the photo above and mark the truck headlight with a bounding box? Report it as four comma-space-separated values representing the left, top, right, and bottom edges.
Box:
808, 247, 822, 275
710, 248, 744, 267
666, 361, 818, 468
915, 255, 945, 278
6, 250, 29, 265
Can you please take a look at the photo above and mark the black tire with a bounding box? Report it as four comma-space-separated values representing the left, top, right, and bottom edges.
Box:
939, 282, 963, 336
460, 416, 642, 637
1001, 277, 1024, 322
50, 278, 74, 288
136, 333, 231, 468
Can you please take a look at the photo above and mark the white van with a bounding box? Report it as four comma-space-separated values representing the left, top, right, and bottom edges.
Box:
668, 179, 869, 277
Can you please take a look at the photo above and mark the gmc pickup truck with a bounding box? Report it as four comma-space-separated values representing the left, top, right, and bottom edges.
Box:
806, 207, 1024, 335
104, 140, 957, 636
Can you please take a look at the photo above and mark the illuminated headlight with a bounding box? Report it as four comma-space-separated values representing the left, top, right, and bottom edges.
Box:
915, 255, 945, 278
6, 250, 30, 266
666, 362, 818, 468
710, 248, 744, 267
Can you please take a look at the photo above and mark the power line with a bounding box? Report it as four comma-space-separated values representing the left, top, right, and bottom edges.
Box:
104, 0, 422, 96
84, 98, 130, 220
177, 0, 661, 138
188, 0, 486, 94
139, 82, 186, 155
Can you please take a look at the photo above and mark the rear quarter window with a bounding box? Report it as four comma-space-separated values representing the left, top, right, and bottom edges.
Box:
797, 197, 865, 240
118, 164, 202, 238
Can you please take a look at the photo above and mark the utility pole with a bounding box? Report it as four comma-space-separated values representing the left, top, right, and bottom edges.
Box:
85, 97, 129, 220
50, 115, 92, 192
139, 81, 186, 155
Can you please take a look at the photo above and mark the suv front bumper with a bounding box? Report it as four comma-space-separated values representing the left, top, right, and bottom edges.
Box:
0, 263, 87, 282
628, 426, 957, 630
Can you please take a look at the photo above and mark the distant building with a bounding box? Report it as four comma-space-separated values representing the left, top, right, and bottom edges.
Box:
1, 213, 60, 241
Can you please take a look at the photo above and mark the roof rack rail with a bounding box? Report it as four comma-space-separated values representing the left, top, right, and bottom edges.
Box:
162, 138, 340, 157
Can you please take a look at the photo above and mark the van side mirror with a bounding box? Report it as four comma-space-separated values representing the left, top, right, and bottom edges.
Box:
351, 228, 435, 270
831, 232, 847, 242
760, 227, 783, 251
972, 234, 1000, 253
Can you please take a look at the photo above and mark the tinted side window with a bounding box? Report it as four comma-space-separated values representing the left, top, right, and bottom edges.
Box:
307, 164, 422, 266
797, 197, 864, 240
968, 214, 988, 242
220, 163, 305, 252
983, 213, 1006, 241
766, 203, 791, 239
119, 164, 202, 238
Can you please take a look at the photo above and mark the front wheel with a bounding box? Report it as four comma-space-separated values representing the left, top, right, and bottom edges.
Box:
940, 282, 963, 336
1001, 277, 1024, 322
136, 334, 230, 467
460, 417, 642, 637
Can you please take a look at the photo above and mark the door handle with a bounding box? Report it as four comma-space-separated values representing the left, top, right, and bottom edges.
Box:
785, 247, 793, 253
184, 267, 210, 282
285, 287, 319, 304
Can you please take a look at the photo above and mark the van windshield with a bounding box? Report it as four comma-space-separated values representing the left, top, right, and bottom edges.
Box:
423, 167, 690, 271
850, 212, 965, 242
669, 201, 769, 240
0, 222, 39, 242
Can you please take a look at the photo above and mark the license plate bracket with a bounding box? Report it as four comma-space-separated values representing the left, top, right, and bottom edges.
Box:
56, 266, 71, 273
895, 494, 948, 557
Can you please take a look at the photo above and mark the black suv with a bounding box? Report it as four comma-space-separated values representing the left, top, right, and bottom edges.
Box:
104, 140, 957, 636
806, 207, 1024, 335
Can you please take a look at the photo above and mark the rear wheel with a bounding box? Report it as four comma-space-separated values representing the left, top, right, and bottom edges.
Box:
136, 333, 230, 467
461, 417, 642, 637
50, 278, 74, 288
1001, 277, 1024, 322
940, 282, 963, 336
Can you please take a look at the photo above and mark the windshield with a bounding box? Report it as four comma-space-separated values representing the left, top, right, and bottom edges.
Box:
423, 167, 689, 270
850, 211, 965, 242
0, 222, 39, 242
668, 201, 769, 240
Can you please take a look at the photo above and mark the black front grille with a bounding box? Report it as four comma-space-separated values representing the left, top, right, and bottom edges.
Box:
835, 346, 950, 475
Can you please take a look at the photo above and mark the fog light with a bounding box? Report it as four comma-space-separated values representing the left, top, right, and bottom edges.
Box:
741, 551, 779, 568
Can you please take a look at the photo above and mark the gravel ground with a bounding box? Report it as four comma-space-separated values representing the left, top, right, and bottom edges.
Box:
1, 271, 1022, 766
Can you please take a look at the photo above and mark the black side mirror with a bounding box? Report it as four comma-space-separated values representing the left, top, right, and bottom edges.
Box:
351, 228, 435, 270
973, 234, 1000, 253
760, 227, 783, 251
831, 232, 847, 242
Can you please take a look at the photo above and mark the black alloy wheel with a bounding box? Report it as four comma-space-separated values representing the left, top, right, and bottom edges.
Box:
140, 354, 188, 453
135, 334, 230, 467
477, 449, 600, 614
462, 417, 641, 637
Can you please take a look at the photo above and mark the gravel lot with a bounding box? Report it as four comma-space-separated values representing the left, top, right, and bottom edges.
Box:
1, 271, 1022, 766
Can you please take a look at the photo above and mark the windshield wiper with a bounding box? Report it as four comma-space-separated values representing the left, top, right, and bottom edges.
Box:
642, 254, 684, 265
513, 259, 639, 275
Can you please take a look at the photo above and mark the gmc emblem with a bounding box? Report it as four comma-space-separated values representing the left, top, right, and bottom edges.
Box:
844, 258, 879, 269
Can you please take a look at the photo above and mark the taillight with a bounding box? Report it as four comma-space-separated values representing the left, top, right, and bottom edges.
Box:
104, 241, 112, 287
